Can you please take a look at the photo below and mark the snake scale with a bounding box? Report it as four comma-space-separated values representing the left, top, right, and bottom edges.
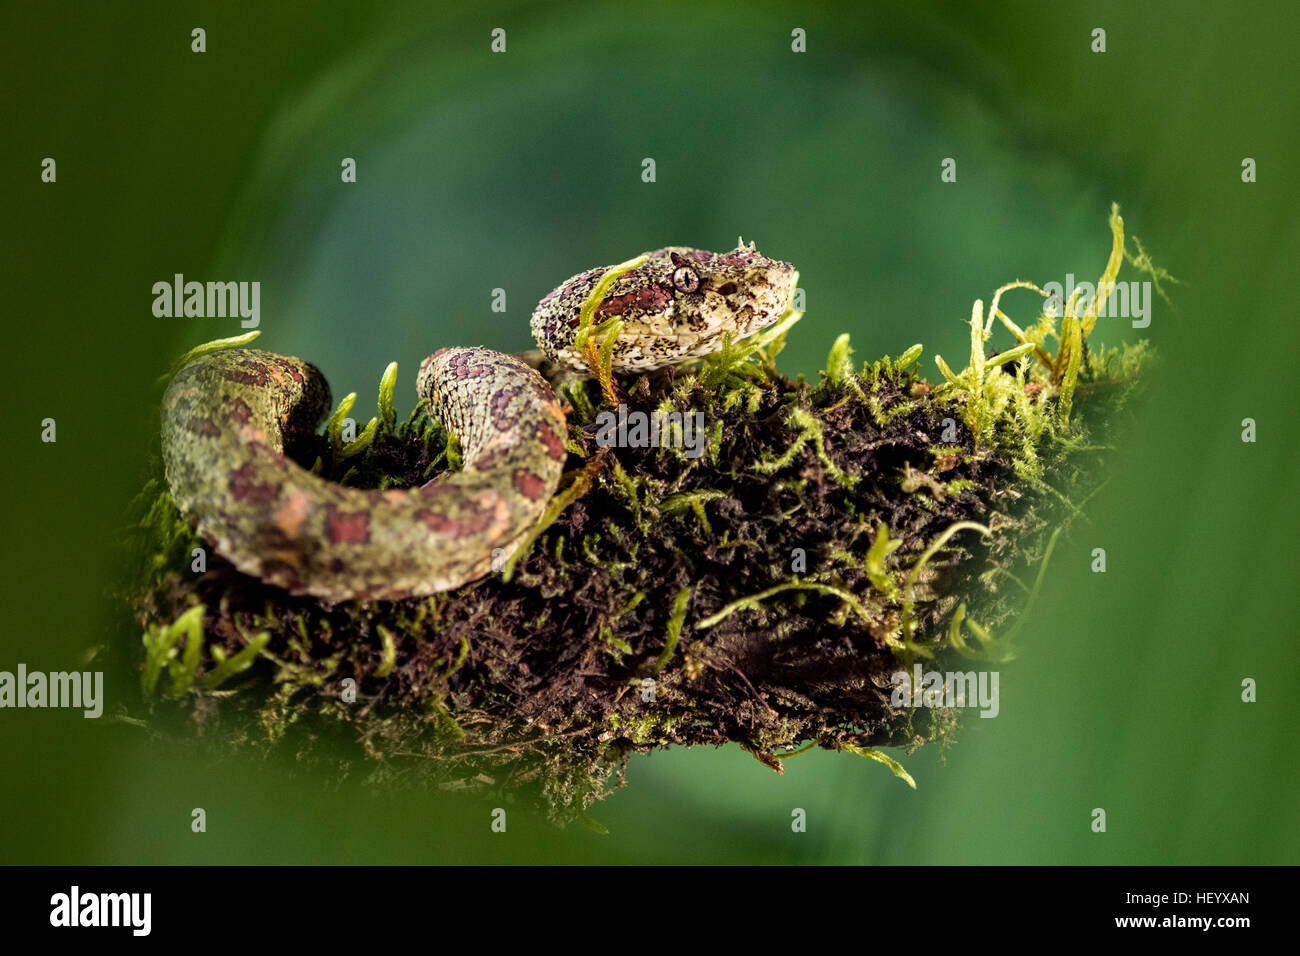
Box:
161, 242, 797, 602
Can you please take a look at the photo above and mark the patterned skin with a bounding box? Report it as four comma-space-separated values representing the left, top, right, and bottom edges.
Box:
162, 243, 795, 602
530, 242, 798, 371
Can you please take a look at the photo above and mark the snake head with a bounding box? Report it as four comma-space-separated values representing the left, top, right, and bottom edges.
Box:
531, 241, 799, 372
665, 239, 798, 337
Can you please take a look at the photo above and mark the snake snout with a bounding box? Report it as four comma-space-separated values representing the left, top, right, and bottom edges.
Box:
750, 257, 798, 323
769, 260, 798, 298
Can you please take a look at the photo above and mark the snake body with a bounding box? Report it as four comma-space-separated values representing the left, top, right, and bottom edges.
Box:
162, 242, 796, 602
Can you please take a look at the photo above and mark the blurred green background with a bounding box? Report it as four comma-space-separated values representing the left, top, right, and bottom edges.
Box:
3, 0, 1297, 864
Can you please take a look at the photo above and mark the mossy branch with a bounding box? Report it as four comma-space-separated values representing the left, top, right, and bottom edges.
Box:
123, 208, 1161, 824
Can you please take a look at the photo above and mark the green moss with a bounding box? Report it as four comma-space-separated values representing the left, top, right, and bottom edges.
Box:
118, 207, 1164, 826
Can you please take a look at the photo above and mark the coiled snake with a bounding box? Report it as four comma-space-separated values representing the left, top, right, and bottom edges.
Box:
161, 243, 797, 602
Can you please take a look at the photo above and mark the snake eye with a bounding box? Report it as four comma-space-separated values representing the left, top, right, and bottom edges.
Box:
672, 266, 700, 293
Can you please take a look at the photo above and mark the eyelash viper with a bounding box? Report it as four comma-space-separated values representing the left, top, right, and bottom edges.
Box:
161, 242, 797, 603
